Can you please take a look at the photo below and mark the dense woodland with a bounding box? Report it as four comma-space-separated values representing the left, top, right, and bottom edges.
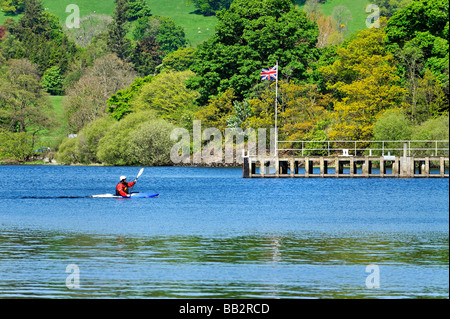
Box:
0, 0, 448, 165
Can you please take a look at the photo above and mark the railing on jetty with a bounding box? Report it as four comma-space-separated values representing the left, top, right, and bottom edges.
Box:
277, 140, 449, 157
243, 140, 449, 178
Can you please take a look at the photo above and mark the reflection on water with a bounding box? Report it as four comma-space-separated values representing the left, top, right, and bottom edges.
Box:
0, 166, 448, 298
0, 228, 447, 298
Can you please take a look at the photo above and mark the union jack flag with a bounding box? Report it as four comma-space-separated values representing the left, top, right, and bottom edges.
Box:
261, 65, 277, 80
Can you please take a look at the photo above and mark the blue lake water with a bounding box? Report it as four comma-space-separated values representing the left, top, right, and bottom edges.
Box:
0, 165, 448, 298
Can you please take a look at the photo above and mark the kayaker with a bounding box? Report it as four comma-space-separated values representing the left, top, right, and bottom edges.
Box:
116, 176, 137, 197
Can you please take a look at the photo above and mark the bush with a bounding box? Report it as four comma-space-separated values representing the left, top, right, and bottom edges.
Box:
97, 110, 174, 165
41, 66, 64, 95
410, 114, 449, 156
412, 114, 449, 141
96, 111, 152, 165
368, 109, 414, 156
373, 109, 413, 141
127, 119, 175, 166
55, 137, 79, 164
56, 111, 176, 166
78, 116, 115, 163
55, 116, 115, 164
0, 130, 35, 162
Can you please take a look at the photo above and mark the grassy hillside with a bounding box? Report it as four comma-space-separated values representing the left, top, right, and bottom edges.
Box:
320, 0, 371, 36
38, 95, 68, 150
295, 0, 371, 37
0, 0, 217, 46
148, 0, 216, 46
1, 0, 371, 45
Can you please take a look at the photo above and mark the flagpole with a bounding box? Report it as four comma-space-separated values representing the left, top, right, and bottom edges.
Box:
275, 60, 278, 157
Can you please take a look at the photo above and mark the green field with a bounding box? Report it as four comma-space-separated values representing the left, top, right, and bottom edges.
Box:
38, 95, 68, 149
0, 0, 217, 46
296, 0, 371, 37
1, 0, 371, 45
148, 0, 217, 46
320, 0, 371, 36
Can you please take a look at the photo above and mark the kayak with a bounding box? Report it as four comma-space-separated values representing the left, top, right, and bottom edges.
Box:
92, 192, 159, 198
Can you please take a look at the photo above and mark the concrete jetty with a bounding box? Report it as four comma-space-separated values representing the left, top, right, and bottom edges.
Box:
242, 140, 449, 178
243, 155, 449, 178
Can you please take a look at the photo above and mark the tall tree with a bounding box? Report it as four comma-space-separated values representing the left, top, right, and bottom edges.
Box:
187, 0, 319, 104
385, 0, 449, 95
0, 59, 51, 135
132, 70, 200, 128
127, 0, 151, 21
244, 82, 329, 141
107, 0, 131, 61
320, 27, 407, 142
415, 69, 447, 122
64, 54, 137, 132
4, 0, 77, 73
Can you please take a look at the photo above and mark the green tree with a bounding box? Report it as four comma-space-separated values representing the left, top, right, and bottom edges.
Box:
133, 15, 187, 54
227, 99, 253, 130
244, 81, 329, 142
131, 15, 187, 75
187, 0, 319, 104
0, 0, 25, 14
161, 47, 196, 72
97, 111, 154, 165
320, 27, 407, 142
412, 114, 449, 141
0, 59, 52, 160
107, 0, 131, 61
132, 70, 200, 129
130, 36, 164, 76
41, 66, 63, 95
156, 16, 187, 55
127, 0, 151, 21
410, 114, 449, 156
195, 88, 237, 132
0, 59, 51, 134
0, 130, 37, 161
6, 0, 77, 73
189, 0, 234, 16
372, 0, 412, 18
415, 69, 447, 122
56, 116, 116, 164
371, 108, 413, 156
80, 116, 115, 161
96, 110, 174, 166
128, 119, 175, 166
385, 0, 449, 95
385, 0, 448, 46
55, 136, 79, 164
107, 75, 153, 120
372, 108, 412, 141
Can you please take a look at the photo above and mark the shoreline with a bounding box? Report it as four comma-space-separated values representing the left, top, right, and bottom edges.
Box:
0, 159, 243, 168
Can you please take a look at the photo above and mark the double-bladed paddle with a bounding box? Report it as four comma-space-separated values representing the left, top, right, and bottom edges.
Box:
130, 168, 144, 195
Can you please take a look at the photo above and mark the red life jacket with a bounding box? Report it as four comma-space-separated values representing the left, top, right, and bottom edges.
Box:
115, 181, 136, 197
